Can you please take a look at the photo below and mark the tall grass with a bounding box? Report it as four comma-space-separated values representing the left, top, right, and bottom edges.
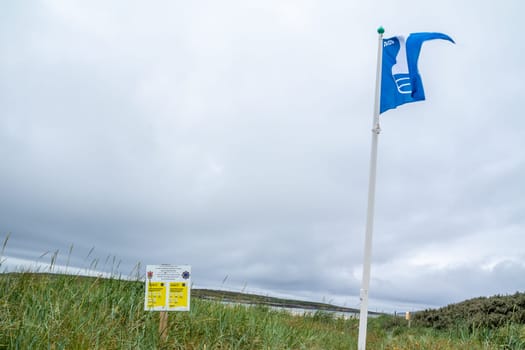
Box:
0, 233, 524, 350
0, 272, 356, 349
2, 272, 524, 349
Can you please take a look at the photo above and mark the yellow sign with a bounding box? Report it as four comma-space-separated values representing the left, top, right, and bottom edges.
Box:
146, 282, 166, 308
169, 282, 188, 308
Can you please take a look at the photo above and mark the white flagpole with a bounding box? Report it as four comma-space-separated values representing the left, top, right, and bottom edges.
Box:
357, 26, 384, 350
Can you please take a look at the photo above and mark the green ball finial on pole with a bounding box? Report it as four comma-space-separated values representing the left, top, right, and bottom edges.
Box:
377, 26, 385, 34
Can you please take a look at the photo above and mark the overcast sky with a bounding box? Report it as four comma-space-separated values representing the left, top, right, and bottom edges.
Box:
1, 0, 524, 312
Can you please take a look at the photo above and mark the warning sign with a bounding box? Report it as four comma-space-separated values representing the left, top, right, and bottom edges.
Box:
169, 282, 188, 308
146, 282, 166, 308
144, 265, 191, 311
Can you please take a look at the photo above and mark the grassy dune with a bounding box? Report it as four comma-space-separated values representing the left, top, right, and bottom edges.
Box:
0, 272, 524, 349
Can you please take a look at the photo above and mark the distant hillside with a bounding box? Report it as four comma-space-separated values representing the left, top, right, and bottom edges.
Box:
192, 288, 368, 315
414, 292, 525, 330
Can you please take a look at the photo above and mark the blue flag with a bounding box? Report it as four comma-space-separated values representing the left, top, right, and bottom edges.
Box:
380, 32, 454, 114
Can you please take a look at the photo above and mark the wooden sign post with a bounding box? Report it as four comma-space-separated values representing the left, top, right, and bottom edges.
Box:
159, 311, 169, 342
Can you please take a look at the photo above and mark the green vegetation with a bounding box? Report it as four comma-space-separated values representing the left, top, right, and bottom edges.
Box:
1, 272, 525, 349
414, 292, 525, 330
413, 292, 525, 349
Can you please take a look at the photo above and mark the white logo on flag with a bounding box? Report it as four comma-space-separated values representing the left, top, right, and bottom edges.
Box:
391, 36, 412, 94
